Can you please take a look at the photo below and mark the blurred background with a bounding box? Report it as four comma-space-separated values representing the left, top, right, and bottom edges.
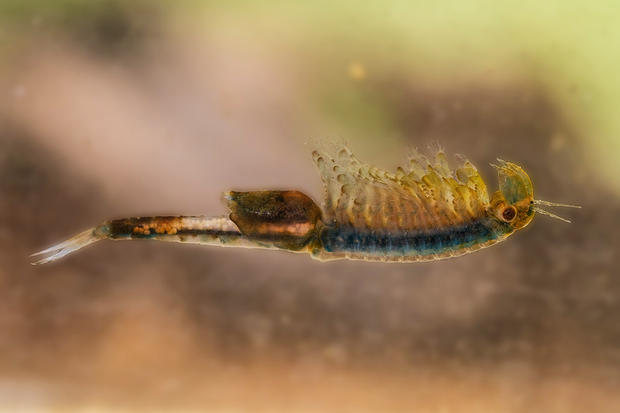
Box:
1, 1, 619, 411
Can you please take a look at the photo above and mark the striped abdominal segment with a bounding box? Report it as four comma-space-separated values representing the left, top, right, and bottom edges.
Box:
107, 216, 241, 240
104, 215, 272, 250
317, 217, 512, 262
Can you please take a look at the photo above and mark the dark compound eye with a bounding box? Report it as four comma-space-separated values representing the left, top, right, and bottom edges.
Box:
502, 206, 517, 222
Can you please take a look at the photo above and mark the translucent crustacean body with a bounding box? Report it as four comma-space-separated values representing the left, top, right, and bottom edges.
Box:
32, 146, 579, 264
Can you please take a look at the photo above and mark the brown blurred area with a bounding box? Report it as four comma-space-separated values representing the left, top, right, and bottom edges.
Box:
0, 1, 619, 412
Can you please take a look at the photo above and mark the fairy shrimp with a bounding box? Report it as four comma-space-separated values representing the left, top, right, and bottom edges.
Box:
31, 146, 580, 264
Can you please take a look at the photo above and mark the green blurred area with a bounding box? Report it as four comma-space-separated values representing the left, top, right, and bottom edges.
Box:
2, 1, 619, 174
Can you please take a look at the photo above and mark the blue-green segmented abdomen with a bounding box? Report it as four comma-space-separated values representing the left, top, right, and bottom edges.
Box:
317, 218, 513, 261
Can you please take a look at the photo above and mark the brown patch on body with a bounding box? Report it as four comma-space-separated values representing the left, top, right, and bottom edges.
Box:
252, 221, 315, 238
132, 222, 179, 236
109, 216, 184, 238
226, 190, 322, 250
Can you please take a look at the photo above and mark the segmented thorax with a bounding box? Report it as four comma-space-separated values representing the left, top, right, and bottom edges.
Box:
311, 146, 504, 261
313, 147, 490, 231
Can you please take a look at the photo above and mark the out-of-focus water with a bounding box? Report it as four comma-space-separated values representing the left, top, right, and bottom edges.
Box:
1, 2, 619, 412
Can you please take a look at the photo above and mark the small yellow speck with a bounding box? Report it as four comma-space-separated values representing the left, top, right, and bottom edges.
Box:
348, 62, 366, 81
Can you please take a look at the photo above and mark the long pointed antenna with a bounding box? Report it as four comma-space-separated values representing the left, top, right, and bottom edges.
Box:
533, 207, 572, 223
532, 199, 580, 224
533, 199, 581, 209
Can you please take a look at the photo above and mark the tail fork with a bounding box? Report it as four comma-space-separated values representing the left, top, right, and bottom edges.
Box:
31, 225, 109, 265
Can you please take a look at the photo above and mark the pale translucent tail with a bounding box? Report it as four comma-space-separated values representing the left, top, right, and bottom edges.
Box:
30, 226, 108, 265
